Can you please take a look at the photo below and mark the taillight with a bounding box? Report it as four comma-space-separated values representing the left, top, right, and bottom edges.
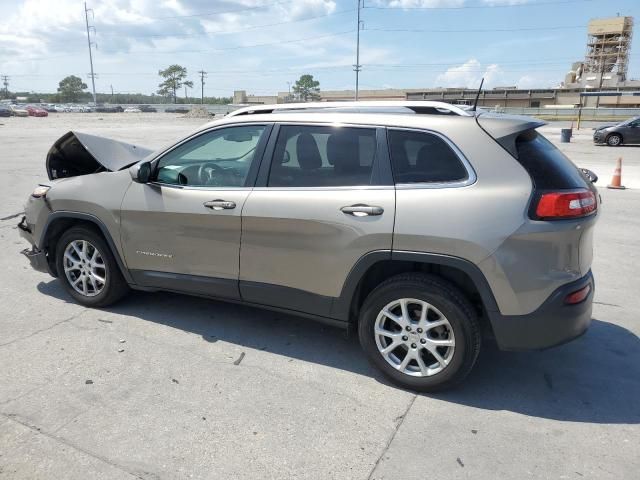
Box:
564, 284, 591, 305
534, 189, 597, 220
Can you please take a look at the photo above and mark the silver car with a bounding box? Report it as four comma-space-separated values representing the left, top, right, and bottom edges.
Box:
18, 101, 599, 391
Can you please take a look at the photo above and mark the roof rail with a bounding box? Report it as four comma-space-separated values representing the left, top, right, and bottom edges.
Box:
227, 101, 472, 117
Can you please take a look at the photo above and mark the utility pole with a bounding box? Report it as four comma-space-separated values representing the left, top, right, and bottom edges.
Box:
110, 84, 114, 103
84, 2, 97, 105
1, 75, 8, 99
198, 70, 207, 104
353, 0, 362, 101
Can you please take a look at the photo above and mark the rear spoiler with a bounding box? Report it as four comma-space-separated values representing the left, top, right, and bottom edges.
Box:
475, 113, 546, 158
46, 131, 153, 180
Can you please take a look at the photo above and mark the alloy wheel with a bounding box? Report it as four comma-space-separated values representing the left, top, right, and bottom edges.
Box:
374, 298, 455, 377
63, 240, 106, 297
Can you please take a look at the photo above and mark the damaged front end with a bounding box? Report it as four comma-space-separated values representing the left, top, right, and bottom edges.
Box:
46, 131, 154, 180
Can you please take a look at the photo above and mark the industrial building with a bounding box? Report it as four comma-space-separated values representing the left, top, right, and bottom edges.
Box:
234, 16, 639, 109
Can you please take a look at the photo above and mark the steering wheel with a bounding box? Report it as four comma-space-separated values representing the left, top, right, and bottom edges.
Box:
197, 162, 224, 186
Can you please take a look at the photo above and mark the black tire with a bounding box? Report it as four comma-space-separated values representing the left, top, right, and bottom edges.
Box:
55, 226, 130, 307
607, 134, 622, 146
358, 273, 481, 392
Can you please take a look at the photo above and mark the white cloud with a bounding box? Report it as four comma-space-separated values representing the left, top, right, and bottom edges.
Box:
435, 59, 504, 88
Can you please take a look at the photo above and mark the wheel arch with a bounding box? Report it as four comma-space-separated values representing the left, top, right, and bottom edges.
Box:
333, 250, 500, 335
41, 212, 133, 283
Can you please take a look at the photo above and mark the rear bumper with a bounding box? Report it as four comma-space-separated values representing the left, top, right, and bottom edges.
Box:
491, 271, 594, 351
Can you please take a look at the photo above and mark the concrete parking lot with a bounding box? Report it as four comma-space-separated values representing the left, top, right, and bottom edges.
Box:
0, 113, 638, 479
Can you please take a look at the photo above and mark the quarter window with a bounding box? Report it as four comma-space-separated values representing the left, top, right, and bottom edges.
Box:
388, 130, 468, 184
268, 125, 377, 187
155, 125, 266, 187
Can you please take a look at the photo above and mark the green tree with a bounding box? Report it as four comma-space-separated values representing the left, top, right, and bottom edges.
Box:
57, 75, 87, 102
292, 74, 320, 102
158, 65, 193, 104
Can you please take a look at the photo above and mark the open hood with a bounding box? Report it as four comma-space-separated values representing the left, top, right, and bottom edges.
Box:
46, 130, 154, 180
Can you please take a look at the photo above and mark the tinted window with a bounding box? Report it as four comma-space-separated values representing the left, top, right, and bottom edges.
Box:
388, 130, 468, 183
515, 130, 588, 189
268, 125, 376, 187
156, 125, 265, 187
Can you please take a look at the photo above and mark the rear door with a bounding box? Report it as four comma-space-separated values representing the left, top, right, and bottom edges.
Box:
239, 123, 395, 317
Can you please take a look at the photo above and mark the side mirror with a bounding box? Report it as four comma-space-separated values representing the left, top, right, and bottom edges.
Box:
580, 168, 598, 184
129, 161, 152, 183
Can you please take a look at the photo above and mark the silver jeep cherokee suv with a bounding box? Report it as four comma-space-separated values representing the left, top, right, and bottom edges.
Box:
19, 101, 598, 391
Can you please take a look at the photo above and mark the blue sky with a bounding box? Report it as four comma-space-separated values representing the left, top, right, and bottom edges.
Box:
0, 0, 638, 96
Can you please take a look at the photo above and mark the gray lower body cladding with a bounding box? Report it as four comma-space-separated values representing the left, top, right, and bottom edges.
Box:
488, 271, 593, 351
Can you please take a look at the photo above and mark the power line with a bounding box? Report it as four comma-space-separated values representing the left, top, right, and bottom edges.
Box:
109, 29, 356, 55
363, 0, 598, 10
144, 0, 297, 21
97, 9, 355, 39
366, 25, 590, 34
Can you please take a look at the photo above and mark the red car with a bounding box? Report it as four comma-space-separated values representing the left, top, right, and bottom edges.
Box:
26, 105, 48, 117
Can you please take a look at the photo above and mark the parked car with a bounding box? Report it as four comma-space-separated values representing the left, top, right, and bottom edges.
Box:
94, 105, 123, 113
593, 116, 640, 146
0, 105, 11, 117
9, 105, 28, 117
139, 105, 157, 113
165, 107, 189, 113
18, 101, 598, 391
26, 105, 48, 117
124, 107, 141, 113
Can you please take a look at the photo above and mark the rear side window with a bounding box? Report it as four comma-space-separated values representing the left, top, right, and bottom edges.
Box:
515, 130, 588, 189
388, 129, 468, 184
268, 125, 376, 187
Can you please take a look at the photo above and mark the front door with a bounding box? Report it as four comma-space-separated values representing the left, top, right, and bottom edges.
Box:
120, 123, 270, 299
240, 123, 395, 316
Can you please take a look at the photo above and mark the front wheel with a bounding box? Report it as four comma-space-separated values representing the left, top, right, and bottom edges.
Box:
358, 273, 481, 392
607, 134, 622, 146
55, 226, 130, 307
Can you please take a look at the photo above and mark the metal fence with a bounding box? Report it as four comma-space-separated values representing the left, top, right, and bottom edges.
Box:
501, 107, 640, 120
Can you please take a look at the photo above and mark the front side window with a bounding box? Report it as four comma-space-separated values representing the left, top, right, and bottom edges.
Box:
268, 125, 377, 187
388, 129, 468, 184
155, 125, 266, 187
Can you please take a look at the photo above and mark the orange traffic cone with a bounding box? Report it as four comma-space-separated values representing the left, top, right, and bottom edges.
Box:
607, 157, 626, 190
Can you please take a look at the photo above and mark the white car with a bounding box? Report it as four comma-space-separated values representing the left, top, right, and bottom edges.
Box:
124, 107, 141, 113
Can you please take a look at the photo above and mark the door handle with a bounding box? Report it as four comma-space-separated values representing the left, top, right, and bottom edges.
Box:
204, 199, 236, 211
340, 205, 384, 217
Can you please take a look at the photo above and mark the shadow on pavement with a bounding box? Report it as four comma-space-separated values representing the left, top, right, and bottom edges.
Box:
437, 318, 640, 424
39, 281, 640, 424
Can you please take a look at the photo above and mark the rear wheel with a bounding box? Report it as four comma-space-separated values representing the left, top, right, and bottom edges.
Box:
607, 134, 622, 146
55, 226, 129, 307
358, 273, 481, 392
